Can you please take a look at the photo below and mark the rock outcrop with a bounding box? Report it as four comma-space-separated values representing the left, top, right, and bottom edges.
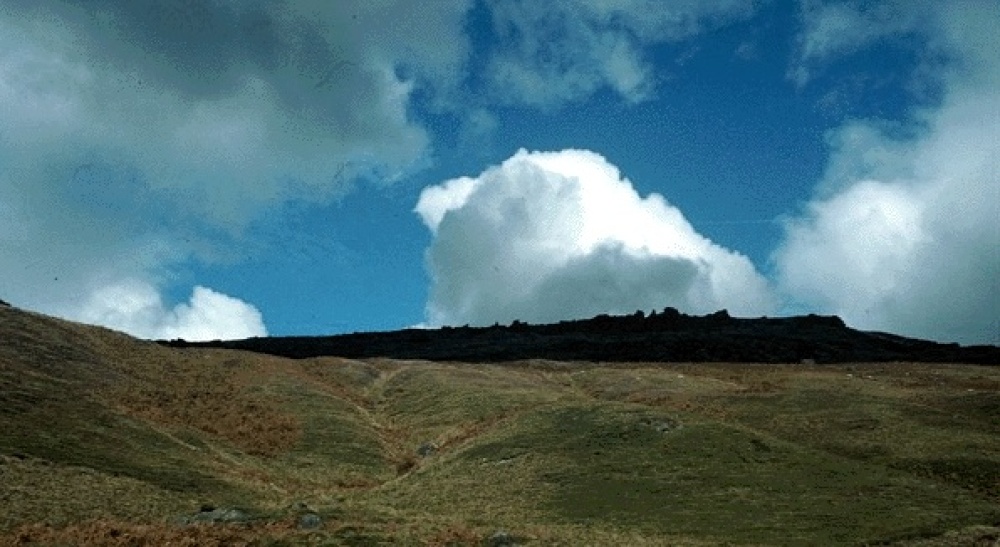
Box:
162, 309, 999, 365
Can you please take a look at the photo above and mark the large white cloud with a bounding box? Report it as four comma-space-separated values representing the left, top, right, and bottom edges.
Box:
0, 1, 465, 231
774, 1, 1000, 344
416, 149, 777, 326
74, 280, 266, 341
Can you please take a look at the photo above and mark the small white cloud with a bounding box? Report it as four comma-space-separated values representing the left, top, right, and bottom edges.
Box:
416, 149, 777, 327
415, 176, 481, 233
484, 0, 755, 105
789, 0, 928, 86
75, 280, 266, 341
734, 41, 758, 61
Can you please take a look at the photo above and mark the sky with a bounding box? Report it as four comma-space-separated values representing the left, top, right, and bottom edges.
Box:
1, 0, 997, 345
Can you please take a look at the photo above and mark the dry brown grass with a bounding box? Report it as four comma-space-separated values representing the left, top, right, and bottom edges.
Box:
109, 353, 303, 457
0, 455, 191, 533
2, 518, 314, 547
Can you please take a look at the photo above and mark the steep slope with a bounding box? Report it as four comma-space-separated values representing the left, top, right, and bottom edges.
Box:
0, 304, 397, 536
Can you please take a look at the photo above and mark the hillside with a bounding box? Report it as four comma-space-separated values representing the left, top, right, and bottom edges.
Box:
1, 302, 999, 545
166, 308, 1000, 365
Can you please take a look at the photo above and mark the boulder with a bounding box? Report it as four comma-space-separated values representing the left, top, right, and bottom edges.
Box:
298, 512, 322, 530
183, 506, 251, 525
487, 529, 520, 546
417, 441, 439, 457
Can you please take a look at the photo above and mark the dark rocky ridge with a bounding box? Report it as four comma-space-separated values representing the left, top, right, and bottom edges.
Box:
162, 308, 1000, 365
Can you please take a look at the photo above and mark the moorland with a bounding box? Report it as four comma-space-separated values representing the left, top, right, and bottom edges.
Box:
1, 302, 998, 545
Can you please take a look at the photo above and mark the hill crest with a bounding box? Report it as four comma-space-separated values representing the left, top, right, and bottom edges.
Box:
164, 307, 1000, 365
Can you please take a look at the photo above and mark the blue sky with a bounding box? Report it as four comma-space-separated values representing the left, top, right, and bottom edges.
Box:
1, 0, 997, 344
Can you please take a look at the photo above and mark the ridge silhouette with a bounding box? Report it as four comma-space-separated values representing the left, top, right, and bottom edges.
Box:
163, 308, 1000, 365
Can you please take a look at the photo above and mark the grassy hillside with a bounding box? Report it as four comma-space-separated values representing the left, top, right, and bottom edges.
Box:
1, 304, 998, 545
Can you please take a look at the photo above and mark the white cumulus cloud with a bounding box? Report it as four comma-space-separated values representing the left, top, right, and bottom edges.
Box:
774, 2, 1000, 344
74, 280, 266, 341
416, 149, 777, 326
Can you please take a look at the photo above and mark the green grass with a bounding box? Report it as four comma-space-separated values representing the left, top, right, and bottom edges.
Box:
376, 400, 998, 545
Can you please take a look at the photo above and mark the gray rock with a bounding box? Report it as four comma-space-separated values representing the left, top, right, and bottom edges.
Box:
298, 512, 322, 530
417, 441, 438, 457
185, 506, 250, 524
487, 529, 519, 546
640, 417, 679, 433
218, 508, 250, 523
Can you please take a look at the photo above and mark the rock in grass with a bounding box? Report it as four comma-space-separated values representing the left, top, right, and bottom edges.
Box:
298, 512, 322, 530
639, 417, 680, 433
487, 529, 520, 546
183, 506, 251, 524
417, 441, 439, 457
